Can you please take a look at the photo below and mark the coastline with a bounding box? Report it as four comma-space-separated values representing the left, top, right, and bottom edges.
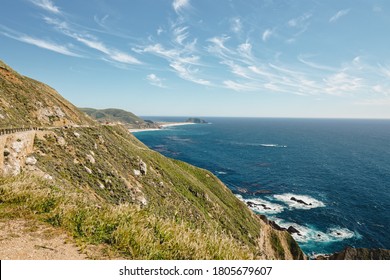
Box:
129, 122, 195, 133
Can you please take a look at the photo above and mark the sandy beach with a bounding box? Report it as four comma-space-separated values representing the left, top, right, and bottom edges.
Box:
129, 122, 195, 133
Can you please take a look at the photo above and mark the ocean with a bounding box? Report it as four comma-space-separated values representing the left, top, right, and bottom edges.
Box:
133, 117, 390, 256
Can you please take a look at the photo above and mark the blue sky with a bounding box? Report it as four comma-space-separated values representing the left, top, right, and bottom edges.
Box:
1, 0, 390, 118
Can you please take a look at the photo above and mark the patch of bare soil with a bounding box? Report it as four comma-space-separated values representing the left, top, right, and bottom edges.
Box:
0, 219, 86, 260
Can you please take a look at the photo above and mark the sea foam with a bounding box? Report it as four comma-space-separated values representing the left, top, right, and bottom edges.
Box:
235, 195, 284, 214
274, 219, 357, 244
260, 144, 287, 148
273, 193, 325, 209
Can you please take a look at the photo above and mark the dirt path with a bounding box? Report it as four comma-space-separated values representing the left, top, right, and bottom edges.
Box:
0, 219, 87, 260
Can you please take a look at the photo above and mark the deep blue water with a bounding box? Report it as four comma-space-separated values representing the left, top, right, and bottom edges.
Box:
134, 117, 390, 256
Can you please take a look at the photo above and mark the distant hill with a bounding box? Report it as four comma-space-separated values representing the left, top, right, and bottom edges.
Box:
80, 108, 143, 125
79, 108, 159, 129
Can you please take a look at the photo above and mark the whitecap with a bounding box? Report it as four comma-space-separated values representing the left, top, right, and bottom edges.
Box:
216, 171, 227, 175
260, 144, 287, 148
273, 193, 325, 209
327, 227, 356, 240
274, 219, 357, 244
235, 195, 284, 214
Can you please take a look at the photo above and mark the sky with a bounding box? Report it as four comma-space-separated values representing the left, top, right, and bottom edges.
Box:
1, 0, 390, 118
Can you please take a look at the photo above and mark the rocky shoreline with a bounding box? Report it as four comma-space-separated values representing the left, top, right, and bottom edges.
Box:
258, 214, 390, 260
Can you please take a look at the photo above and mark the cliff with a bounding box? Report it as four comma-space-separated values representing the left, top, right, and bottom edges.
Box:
0, 59, 305, 260
319, 247, 390, 260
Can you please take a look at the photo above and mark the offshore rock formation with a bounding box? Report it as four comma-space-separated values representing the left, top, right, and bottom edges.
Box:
324, 247, 390, 260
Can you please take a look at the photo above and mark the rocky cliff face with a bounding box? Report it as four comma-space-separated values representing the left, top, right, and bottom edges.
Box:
0, 60, 305, 260
0, 131, 36, 176
323, 247, 390, 260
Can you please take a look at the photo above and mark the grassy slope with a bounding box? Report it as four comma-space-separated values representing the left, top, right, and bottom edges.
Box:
0, 60, 93, 129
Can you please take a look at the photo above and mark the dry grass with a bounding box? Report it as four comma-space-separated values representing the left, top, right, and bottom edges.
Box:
0, 174, 254, 259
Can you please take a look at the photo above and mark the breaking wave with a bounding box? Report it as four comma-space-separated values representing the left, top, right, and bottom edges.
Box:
273, 193, 325, 209
274, 219, 358, 244
235, 195, 284, 214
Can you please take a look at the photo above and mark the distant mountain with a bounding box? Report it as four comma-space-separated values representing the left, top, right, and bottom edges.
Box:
0, 59, 305, 260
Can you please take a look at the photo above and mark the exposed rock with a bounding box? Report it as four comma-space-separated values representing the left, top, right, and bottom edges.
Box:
291, 196, 312, 206
53, 106, 66, 118
324, 247, 390, 260
133, 169, 141, 176
186, 117, 207, 124
159, 181, 164, 187
139, 160, 147, 175
269, 220, 286, 231
12, 141, 24, 153
287, 226, 300, 235
258, 215, 287, 231
57, 136, 66, 146
99, 183, 105, 189
43, 174, 53, 180
86, 154, 95, 164
3, 148, 10, 157
25, 156, 37, 166
246, 201, 271, 210
74, 132, 80, 138
253, 190, 272, 195
139, 197, 147, 206
84, 166, 92, 174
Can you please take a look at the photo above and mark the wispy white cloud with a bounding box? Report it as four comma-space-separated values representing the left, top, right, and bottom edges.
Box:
170, 62, 210, 85
0, 26, 79, 57
373, 5, 382, 13
157, 27, 164, 35
94, 14, 110, 29
230, 17, 242, 34
298, 55, 338, 71
286, 13, 312, 42
134, 19, 210, 86
288, 13, 312, 28
19, 35, 79, 56
223, 80, 256, 91
329, 9, 350, 23
207, 35, 232, 57
29, 0, 60, 14
43, 17, 142, 65
323, 71, 362, 95
173, 25, 189, 45
146, 74, 166, 88
262, 28, 274, 42
172, 0, 190, 14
